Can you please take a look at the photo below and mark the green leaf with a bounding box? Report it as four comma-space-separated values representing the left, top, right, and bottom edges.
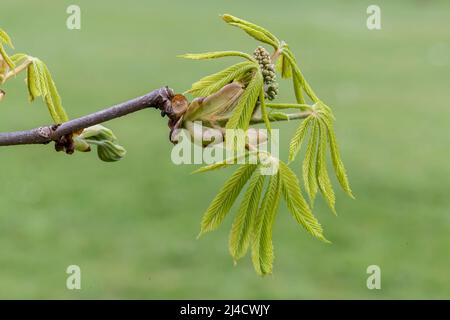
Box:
192, 151, 258, 174
27, 58, 69, 123
226, 70, 263, 130
258, 86, 272, 133
42, 62, 69, 122
27, 62, 41, 100
279, 161, 328, 242
0, 29, 14, 48
228, 22, 278, 49
276, 53, 292, 79
283, 49, 319, 102
288, 116, 312, 162
316, 120, 336, 214
303, 119, 319, 204
251, 171, 281, 275
292, 73, 306, 104
11, 53, 28, 64
199, 164, 257, 236
222, 14, 280, 49
179, 51, 256, 62
320, 117, 354, 198
229, 169, 265, 262
187, 61, 256, 97
0, 44, 14, 69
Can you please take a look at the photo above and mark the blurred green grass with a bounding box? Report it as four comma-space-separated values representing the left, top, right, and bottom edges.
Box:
0, 0, 449, 299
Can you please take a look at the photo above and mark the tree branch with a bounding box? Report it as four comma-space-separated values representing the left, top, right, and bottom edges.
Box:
0, 87, 174, 146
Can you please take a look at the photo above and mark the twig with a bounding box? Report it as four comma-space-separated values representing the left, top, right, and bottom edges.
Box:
0, 87, 174, 146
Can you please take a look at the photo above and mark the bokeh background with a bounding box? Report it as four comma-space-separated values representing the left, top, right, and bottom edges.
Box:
0, 0, 449, 299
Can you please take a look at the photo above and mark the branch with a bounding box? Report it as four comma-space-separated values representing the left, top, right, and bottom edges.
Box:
0, 87, 174, 146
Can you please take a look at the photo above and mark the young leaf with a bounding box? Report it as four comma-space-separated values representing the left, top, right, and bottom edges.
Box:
0, 29, 14, 48
251, 171, 281, 275
276, 53, 292, 79
0, 44, 14, 69
292, 73, 306, 104
187, 61, 256, 97
179, 51, 256, 62
279, 161, 328, 242
316, 120, 336, 214
43, 62, 69, 122
192, 151, 259, 174
303, 119, 319, 204
27, 62, 41, 100
222, 14, 280, 49
288, 116, 312, 162
258, 86, 271, 133
199, 164, 257, 236
11, 53, 28, 64
27, 59, 69, 123
283, 49, 319, 103
229, 169, 265, 262
321, 117, 354, 198
226, 70, 263, 130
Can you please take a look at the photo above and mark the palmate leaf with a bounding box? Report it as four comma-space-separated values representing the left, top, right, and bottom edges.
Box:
199, 164, 257, 236
179, 51, 256, 62
251, 171, 281, 275
229, 168, 265, 262
279, 161, 328, 242
317, 120, 336, 214
303, 119, 319, 204
320, 116, 354, 198
226, 69, 263, 130
187, 61, 256, 97
288, 116, 312, 162
27, 58, 69, 123
222, 14, 280, 49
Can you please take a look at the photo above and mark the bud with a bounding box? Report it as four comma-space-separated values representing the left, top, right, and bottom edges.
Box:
0, 89, 5, 102
96, 140, 127, 162
74, 125, 126, 162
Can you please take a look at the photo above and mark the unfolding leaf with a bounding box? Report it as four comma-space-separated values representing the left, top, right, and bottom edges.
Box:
303, 119, 319, 204
192, 151, 258, 174
276, 53, 292, 79
187, 61, 256, 97
27, 58, 69, 123
0, 29, 14, 48
229, 169, 265, 261
199, 164, 257, 236
292, 73, 306, 104
258, 86, 271, 133
251, 171, 281, 275
316, 120, 336, 214
288, 116, 312, 162
0, 44, 14, 69
279, 161, 328, 242
320, 117, 354, 198
226, 70, 263, 130
222, 14, 280, 49
179, 51, 255, 62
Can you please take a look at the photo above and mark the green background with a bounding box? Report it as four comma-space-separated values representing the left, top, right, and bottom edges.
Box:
0, 0, 449, 299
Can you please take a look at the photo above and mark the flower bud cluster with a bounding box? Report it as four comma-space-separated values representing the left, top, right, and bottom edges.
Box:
253, 46, 278, 100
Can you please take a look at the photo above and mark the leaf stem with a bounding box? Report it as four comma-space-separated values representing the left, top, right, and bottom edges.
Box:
2, 58, 31, 83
